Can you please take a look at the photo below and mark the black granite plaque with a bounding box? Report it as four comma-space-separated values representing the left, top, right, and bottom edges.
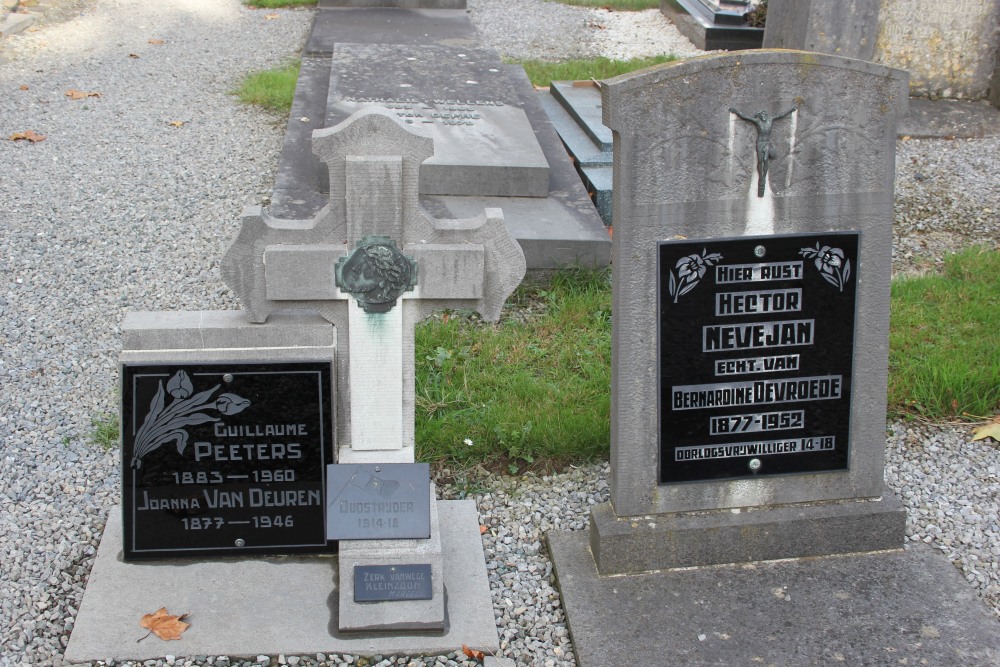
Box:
121, 362, 334, 559
326, 463, 431, 540
353, 564, 433, 602
659, 232, 859, 483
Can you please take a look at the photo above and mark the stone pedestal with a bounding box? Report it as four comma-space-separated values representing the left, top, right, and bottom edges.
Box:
763, 0, 880, 60
337, 486, 445, 632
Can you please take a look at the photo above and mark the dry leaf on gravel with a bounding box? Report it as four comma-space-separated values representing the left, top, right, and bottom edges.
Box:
265, 13, 279, 19
9, 130, 46, 142
167, 120, 185, 127
148, 38, 164, 45
971, 420, 1000, 443
462, 644, 486, 661
65, 89, 101, 100
129, 53, 141, 58
138, 607, 190, 642
19, 85, 29, 90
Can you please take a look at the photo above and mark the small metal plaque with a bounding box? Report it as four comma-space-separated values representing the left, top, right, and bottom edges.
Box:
326, 463, 431, 539
659, 232, 859, 483
335, 235, 417, 313
354, 564, 433, 602
121, 362, 334, 559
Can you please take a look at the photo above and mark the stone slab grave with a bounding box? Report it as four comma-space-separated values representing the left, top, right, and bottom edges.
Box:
763, 0, 881, 61
538, 81, 613, 226
270, 7, 610, 269
319, 0, 466, 7
547, 50, 1000, 665
325, 43, 549, 199
661, 0, 764, 51
66, 107, 518, 661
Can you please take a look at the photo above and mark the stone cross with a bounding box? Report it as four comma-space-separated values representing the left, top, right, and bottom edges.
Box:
222, 107, 526, 464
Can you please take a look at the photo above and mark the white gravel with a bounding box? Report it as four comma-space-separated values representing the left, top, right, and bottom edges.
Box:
1, 1, 998, 666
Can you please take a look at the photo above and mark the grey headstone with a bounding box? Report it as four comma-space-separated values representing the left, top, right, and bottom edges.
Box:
601, 51, 908, 523
763, 0, 881, 61
224, 107, 526, 461
326, 44, 549, 198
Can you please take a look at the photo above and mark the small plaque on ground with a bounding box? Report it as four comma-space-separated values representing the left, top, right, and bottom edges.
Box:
121, 362, 334, 559
327, 463, 431, 539
659, 232, 859, 482
354, 564, 433, 602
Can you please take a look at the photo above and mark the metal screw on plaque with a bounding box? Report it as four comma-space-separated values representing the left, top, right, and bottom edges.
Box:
754, 245, 766, 258
374, 466, 381, 473
223, 373, 234, 383
748, 458, 762, 472
235, 538, 245, 547
390, 566, 396, 573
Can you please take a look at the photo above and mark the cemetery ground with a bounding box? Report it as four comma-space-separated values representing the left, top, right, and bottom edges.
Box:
1, 0, 999, 666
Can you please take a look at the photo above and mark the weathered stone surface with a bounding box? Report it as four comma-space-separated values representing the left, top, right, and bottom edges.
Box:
223, 106, 525, 461
764, 0, 881, 60
319, 0, 466, 8
326, 44, 549, 198
65, 501, 497, 661
875, 0, 1000, 100
549, 533, 1000, 667
589, 495, 906, 573
601, 51, 907, 518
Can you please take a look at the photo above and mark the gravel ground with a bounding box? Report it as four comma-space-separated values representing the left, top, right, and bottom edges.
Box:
1, 1, 998, 666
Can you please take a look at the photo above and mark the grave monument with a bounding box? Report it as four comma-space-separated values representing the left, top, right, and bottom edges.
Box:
547, 50, 1000, 666
763, 0, 881, 61
66, 107, 517, 661
270, 5, 611, 268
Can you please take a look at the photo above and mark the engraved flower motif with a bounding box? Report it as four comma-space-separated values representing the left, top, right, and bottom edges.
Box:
216, 393, 251, 416
814, 246, 844, 274
130, 371, 252, 468
165, 370, 193, 399
675, 254, 707, 282
669, 249, 723, 303
800, 242, 851, 292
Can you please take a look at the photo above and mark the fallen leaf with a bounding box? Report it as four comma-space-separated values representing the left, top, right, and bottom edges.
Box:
971, 421, 1000, 443
264, 13, 279, 19
479, 524, 488, 535
129, 53, 141, 59
19, 84, 29, 91
148, 38, 164, 45
138, 607, 190, 642
168, 120, 185, 127
462, 644, 486, 661
9, 130, 46, 143
65, 89, 101, 100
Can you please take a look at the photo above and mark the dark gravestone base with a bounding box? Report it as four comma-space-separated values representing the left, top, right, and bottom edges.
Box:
549, 533, 1000, 667
661, 0, 763, 51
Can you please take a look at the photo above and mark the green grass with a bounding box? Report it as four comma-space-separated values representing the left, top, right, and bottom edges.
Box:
234, 61, 301, 113
85, 253, 998, 468
89, 413, 119, 450
889, 247, 1000, 420
233, 56, 680, 115
512, 55, 679, 88
415, 268, 612, 472
551, 0, 659, 9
